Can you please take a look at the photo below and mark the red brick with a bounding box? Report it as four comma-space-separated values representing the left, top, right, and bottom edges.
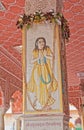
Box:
64, 11, 73, 19
71, 5, 83, 13
9, 6, 23, 14
70, 0, 81, 3
74, 15, 84, 22
0, 12, 5, 17
0, 36, 8, 42
0, 92, 2, 97
0, 98, 2, 105
6, 25, 17, 31
5, 12, 16, 20
70, 28, 78, 34
68, 91, 81, 97
2, 0, 15, 4
63, 2, 72, 10
69, 20, 75, 27
70, 34, 79, 40
75, 86, 81, 90
0, 24, 6, 30
77, 36, 84, 42
68, 86, 75, 91
14, 33, 22, 39
16, 0, 25, 7
2, 31, 13, 36
76, 30, 84, 36
0, 18, 11, 25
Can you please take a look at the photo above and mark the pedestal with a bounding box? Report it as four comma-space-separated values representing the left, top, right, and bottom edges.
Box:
19, 113, 69, 130
4, 113, 22, 130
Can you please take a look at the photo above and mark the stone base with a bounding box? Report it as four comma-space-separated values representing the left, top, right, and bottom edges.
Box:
19, 113, 69, 130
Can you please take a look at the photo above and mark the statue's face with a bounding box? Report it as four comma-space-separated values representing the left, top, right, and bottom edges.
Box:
37, 39, 45, 50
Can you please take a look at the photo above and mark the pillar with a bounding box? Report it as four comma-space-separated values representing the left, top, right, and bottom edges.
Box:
0, 107, 5, 130
77, 72, 84, 130
15, 118, 22, 130
21, 1, 69, 130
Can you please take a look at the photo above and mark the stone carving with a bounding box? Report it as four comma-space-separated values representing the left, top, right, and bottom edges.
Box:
25, 1, 31, 14
25, 0, 56, 15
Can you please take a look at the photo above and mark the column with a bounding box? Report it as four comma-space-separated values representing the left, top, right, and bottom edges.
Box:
77, 72, 84, 130
0, 107, 5, 130
15, 117, 22, 130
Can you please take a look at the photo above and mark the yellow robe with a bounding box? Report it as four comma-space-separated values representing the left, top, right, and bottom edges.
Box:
27, 47, 58, 107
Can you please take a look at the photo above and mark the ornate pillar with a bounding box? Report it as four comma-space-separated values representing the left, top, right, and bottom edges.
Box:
20, 1, 69, 130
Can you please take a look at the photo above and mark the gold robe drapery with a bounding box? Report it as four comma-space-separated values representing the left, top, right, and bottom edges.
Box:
27, 47, 58, 108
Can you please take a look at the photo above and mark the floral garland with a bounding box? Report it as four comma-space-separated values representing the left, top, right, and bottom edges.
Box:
16, 10, 70, 41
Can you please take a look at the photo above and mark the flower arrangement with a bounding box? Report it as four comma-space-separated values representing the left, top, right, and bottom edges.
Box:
16, 10, 70, 41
